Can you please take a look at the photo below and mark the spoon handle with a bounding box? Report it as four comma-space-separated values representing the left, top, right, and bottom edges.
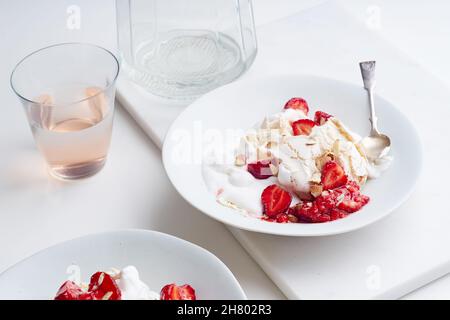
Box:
359, 61, 379, 135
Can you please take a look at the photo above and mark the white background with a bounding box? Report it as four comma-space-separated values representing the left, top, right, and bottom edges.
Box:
1, 0, 450, 299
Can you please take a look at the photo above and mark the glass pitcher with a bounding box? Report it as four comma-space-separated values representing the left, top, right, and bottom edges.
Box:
116, 0, 257, 100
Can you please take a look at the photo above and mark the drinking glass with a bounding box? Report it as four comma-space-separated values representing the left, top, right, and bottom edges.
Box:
116, 0, 257, 100
10, 43, 120, 180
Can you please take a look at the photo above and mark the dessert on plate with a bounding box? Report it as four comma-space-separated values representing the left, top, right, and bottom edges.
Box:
54, 265, 196, 300
203, 97, 392, 223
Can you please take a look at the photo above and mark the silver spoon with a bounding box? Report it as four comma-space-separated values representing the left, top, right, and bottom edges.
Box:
359, 61, 391, 160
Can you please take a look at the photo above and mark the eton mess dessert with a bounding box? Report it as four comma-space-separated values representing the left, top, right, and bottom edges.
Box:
54, 265, 196, 300
203, 97, 392, 223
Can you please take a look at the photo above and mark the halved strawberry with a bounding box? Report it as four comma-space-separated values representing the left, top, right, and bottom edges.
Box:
54, 281, 84, 300
247, 160, 273, 179
314, 111, 333, 125
88, 272, 121, 300
292, 119, 316, 136
321, 161, 348, 190
283, 97, 309, 115
261, 184, 292, 217
160, 284, 196, 300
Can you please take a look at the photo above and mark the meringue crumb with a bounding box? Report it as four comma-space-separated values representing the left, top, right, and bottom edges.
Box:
310, 184, 323, 197
269, 163, 279, 175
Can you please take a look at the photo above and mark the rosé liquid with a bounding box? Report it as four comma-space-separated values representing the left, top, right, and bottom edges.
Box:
29, 85, 114, 179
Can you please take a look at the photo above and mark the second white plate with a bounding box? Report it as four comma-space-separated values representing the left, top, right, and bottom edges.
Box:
163, 74, 422, 236
0, 229, 246, 299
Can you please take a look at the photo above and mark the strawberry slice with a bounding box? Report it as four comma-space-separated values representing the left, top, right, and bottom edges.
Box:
160, 284, 196, 300
54, 281, 84, 300
338, 194, 370, 213
247, 160, 273, 179
261, 184, 292, 217
88, 272, 121, 300
338, 199, 363, 213
314, 111, 333, 125
315, 192, 337, 213
293, 202, 331, 223
329, 208, 347, 221
276, 213, 289, 223
283, 97, 309, 115
292, 119, 316, 136
321, 161, 348, 190
345, 180, 360, 194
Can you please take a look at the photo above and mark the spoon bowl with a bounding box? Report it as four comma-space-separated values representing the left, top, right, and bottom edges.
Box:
361, 133, 391, 160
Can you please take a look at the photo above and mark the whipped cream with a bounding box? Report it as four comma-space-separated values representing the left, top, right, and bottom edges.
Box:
203, 162, 281, 216
113, 266, 160, 300
203, 108, 392, 215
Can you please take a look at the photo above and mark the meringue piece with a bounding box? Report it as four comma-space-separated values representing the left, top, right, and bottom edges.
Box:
310, 183, 323, 198
278, 161, 312, 194
269, 163, 279, 175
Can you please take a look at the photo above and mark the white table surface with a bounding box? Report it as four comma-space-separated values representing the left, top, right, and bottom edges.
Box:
1, 0, 449, 299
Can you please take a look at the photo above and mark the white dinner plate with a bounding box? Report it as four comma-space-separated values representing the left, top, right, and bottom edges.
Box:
163, 74, 422, 236
0, 229, 246, 299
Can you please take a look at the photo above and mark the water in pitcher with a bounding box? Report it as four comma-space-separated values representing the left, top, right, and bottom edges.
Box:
29, 85, 114, 179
